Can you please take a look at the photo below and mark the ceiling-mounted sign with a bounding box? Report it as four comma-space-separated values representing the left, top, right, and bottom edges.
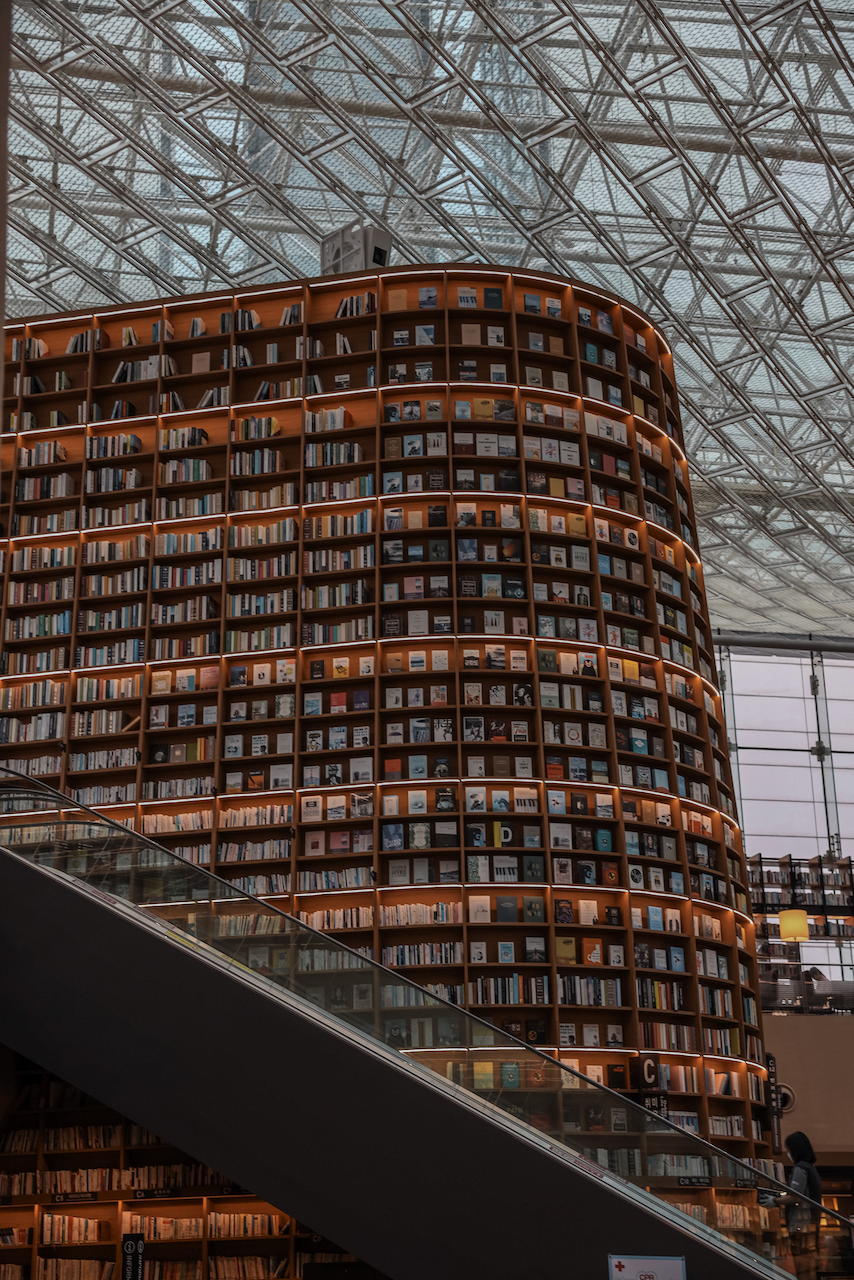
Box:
609, 1258, 686, 1280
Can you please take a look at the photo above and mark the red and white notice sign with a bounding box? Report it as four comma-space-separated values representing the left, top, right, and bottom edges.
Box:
609, 1258, 687, 1280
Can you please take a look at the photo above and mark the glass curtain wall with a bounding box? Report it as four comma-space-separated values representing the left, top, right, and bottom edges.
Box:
717, 647, 854, 1012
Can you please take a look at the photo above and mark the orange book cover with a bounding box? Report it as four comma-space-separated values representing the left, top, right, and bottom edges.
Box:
524, 1061, 548, 1089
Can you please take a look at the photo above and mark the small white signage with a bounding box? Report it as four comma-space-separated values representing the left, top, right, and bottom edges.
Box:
609, 1258, 686, 1280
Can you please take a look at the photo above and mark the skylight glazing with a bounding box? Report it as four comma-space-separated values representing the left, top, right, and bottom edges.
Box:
8, 0, 854, 632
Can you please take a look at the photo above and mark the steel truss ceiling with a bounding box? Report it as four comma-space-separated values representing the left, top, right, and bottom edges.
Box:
9, 0, 854, 633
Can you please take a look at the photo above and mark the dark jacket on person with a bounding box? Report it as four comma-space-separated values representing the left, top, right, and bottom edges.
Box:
786, 1131, 822, 1232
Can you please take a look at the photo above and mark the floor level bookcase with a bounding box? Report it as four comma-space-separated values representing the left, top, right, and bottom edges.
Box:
0, 1062, 363, 1279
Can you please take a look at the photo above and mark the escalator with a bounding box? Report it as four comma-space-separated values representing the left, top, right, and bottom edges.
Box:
0, 770, 846, 1280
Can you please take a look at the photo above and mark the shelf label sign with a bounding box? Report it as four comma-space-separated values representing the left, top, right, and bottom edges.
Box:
609, 1258, 686, 1280
766, 1051, 783, 1153
122, 1233, 145, 1280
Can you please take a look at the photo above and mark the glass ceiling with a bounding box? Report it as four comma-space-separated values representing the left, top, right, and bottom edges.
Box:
8, 0, 854, 635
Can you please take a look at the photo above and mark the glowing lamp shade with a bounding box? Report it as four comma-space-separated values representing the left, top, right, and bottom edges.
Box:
779, 909, 809, 942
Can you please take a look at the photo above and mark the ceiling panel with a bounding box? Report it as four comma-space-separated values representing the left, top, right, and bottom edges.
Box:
9, 0, 854, 633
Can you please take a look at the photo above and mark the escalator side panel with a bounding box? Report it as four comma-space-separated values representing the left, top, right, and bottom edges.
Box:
0, 852, 758, 1280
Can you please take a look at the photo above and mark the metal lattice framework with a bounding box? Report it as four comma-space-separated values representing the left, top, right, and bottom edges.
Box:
9, 0, 854, 633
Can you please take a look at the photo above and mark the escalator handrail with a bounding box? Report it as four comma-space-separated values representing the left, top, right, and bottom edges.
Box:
0, 764, 831, 1220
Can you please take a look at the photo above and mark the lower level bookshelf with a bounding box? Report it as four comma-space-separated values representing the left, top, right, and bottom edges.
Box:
0, 1064, 362, 1280
0, 1060, 785, 1268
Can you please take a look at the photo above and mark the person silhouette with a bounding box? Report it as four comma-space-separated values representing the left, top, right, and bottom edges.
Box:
781, 1131, 822, 1280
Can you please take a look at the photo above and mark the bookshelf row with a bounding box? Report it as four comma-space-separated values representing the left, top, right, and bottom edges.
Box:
4, 269, 681, 446
0, 481, 731, 796
0, 636, 739, 844
147, 876, 764, 1105
0, 1070, 357, 1280
0, 1065, 781, 1261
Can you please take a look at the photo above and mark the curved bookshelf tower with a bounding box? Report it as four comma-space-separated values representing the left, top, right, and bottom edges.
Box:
3, 265, 771, 1185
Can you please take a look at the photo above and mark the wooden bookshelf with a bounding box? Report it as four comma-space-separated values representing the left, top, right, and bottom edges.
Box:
0, 1062, 363, 1280
2, 265, 770, 1181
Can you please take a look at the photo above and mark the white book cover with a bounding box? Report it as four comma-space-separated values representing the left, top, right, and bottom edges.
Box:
349, 757, 373, 783
300, 795, 323, 823
269, 763, 292, 790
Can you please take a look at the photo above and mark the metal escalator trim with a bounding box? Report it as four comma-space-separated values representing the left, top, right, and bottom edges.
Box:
0, 768, 810, 1207
0, 839, 786, 1279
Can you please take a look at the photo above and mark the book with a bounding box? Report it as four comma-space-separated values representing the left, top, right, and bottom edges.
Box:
496, 895, 518, 922
469, 895, 491, 923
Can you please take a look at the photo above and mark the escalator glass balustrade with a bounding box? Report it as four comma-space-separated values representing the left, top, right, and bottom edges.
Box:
0, 768, 847, 1279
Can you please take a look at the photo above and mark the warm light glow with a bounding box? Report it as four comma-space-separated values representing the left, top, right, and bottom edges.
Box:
94, 306, 163, 318
236, 285, 303, 299
582, 397, 629, 416
572, 285, 618, 305
309, 274, 378, 289
779, 909, 810, 942
520, 387, 580, 403
592, 505, 643, 524
169, 295, 233, 309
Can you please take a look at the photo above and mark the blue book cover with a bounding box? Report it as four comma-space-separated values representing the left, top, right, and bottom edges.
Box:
408, 755, 428, 779
568, 756, 588, 782
625, 831, 640, 857
382, 823, 404, 850
669, 946, 685, 972
594, 828, 612, 852
501, 1062, 520, 1088
647, 905, 664, 931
